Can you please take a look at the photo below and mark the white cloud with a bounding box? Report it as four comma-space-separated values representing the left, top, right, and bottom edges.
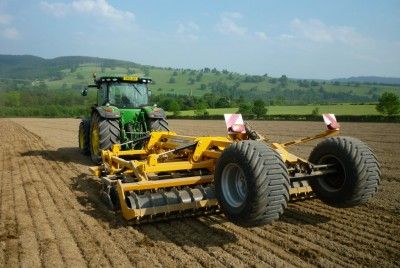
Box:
255, 31, 267, 40
176, 21, 199, 42
0, 13, 20, 40
278, 34, 295, 40
216, 12, 247, 36
0, 13, 12, 24
291, 18, 365, 45
72, 0, 134, 23
40, 2, 69, 17
40, 0, 134, 24
177, 22, 199, 34
2, 27, 20, 39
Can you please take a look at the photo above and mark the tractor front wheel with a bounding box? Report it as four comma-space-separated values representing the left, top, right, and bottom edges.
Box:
309, 136, 381, 207
215, 140, 290, 226
78, 119, 90, 155
90, 113, 120, 164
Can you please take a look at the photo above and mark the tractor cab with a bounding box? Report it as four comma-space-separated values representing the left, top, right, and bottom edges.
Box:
83, 76, 152, 108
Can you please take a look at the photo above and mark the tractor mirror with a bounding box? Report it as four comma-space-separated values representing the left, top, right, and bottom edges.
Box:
81, 87, 88, 96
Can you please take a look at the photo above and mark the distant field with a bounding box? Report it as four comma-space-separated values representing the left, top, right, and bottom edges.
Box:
171, 104, 379, 116
43, 64, 400, 99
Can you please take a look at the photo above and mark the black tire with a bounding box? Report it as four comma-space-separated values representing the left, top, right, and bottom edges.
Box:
215, 140, 290, 226
100, 184, 120, 211
149, 118, 169, 131
90, 113, 120, 164
78, 119, 90, 155
309, 136, 381, 207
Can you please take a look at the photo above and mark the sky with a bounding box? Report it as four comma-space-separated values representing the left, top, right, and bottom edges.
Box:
0, 0, 399, 79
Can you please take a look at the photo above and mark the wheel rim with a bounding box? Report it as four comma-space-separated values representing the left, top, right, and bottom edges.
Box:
221, 163, 248, 208
79, 127, 84, 149
91, 124, 100, 156
318, 155, 346, 192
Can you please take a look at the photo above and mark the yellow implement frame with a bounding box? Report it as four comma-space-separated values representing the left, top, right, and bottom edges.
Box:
91, 128, 339, 221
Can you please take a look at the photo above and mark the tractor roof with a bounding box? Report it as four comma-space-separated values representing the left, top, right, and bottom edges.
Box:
94, 76, 152, 85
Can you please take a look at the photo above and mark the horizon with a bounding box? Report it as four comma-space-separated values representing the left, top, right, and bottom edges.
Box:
0, 1, 399, 79
2, 53, 400, 81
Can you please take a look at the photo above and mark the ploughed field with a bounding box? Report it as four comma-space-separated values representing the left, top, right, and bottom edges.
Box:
1, 118, 399, 267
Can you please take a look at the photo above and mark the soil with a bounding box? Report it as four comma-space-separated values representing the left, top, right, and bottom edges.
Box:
0, 118, 399, 267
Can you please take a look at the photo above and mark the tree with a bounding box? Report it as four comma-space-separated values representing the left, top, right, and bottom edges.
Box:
168, 77, 176, 84
252, 99, 267, 118
238, 103, 253, 117
169, 100, 181, 116
195, 73, 203, 82
279, 75, 288, 87
216, 97, 230, 108
4, 91, 21, 107
194, 102, 208, 116
376, 92, 400, 116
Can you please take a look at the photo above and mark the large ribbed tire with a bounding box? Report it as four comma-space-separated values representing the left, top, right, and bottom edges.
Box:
90, 113, 120, 164
78, 119, 90, 155
149, 118, 169, 131
309, 136, 381, 207
215, 140, 290, 226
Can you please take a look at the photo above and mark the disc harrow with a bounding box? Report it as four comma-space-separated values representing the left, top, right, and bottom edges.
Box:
89, 114, 381, 226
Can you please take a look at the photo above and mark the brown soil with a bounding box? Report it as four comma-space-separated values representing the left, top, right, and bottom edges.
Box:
0, 118, 398, 267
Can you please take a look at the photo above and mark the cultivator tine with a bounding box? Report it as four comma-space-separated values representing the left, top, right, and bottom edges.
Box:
289, 180, 314, 200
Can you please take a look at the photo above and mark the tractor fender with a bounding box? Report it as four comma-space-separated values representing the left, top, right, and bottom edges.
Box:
93, 106, 121, 119
144, 106, 167, 119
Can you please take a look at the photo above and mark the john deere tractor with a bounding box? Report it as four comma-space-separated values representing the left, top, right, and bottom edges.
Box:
79, 75, 168, 163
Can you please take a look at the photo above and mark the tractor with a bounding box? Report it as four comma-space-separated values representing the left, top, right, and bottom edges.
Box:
79, 75, 168, 163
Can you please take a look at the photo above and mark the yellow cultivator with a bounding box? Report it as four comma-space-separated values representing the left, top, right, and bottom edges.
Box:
90, 114, 381, 226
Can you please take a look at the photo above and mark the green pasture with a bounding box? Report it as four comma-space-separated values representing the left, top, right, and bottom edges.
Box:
44, 64, 400, 99
171, 104, 379, 116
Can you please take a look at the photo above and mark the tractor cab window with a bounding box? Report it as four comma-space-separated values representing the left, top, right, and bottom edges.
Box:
108, 83, 148, 108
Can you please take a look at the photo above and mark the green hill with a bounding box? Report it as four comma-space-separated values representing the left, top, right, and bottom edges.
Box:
332, 76, 400, 85
0, 54, 399, 118
1, 54, 399, 103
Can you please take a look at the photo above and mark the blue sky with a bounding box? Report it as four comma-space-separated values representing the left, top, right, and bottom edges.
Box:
0, 0, 399, 79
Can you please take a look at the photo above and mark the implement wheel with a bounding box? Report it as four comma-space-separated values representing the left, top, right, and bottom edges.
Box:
78, 119, 90, 155
215, 140, 290, 226
90, 113, 120, 164
309, 136, 381, 207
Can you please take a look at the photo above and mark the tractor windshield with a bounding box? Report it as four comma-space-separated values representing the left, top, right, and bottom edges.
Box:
108, 83, 148, 108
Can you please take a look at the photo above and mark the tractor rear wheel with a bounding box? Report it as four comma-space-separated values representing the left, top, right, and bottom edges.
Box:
309, 136, 381, 207
78, 119, 90, 155
90, 113, 120, 164
215, 140, 290, 226
150, 118, 169, 131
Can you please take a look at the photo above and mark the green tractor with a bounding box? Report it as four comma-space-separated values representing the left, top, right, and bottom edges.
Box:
79, 75, 169, 163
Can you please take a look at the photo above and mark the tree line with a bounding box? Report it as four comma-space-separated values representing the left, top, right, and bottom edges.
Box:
1, 80, 398, 118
